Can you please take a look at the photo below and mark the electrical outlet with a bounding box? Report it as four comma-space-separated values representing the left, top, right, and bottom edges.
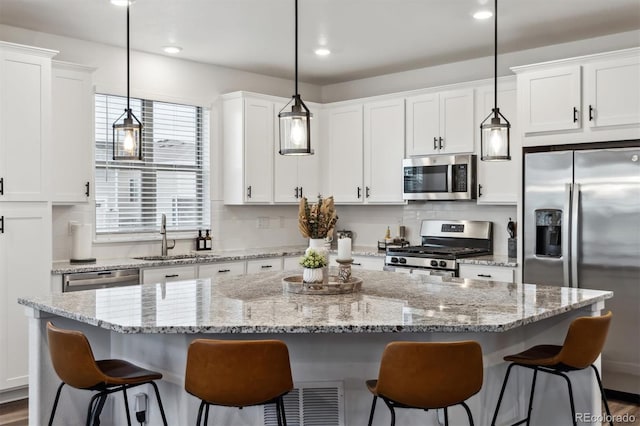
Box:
256, 217, 269, 229
135, 393, 147, 424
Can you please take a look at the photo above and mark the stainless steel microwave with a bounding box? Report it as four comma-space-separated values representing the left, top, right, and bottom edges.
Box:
402, 154, 477, 200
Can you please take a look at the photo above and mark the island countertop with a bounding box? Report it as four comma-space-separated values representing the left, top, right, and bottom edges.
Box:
21, 269, 610, 334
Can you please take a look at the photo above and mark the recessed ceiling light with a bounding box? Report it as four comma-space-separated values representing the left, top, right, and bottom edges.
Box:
110, 0, 135, 6
163, 46, 183, 54
314, 48, 331, 56
473, 10, 493, 20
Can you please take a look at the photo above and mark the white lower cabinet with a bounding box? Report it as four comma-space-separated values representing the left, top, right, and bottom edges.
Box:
283, 256, 303, 271
0, 203, 51, 391
141, 265, 197, 284
458, 264, 514, 283
198, 261, 246, 278
246, 258, 283, 274
329, 254, 384, 271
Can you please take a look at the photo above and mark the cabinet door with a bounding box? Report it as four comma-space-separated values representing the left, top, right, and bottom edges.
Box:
198, 261, 246, 278
283, 255, 303, 271
585, 56, 640, 128
0, 48, 52, 201
244, 98, 273, 203
350, 255, 384, 271
142, 265, 197, 284
476, 82, 519, 205
364, 99, 405, 203
51, 62, 94, 203
297, 103, 322, 201
458, 264, 514, 283
440, 89, 474, 154
520, 66, 581, 134
327, 104, 364, 203
405, 93, 439, 156
273, 102, 300, 203
246, 257, 283, 274
0, 203, 51, 390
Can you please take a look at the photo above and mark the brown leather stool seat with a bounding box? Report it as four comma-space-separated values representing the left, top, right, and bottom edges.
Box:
366, 340, 483, 426
491, 311, 613, 426
46, 322, 168, 426
185, 339, 294, 426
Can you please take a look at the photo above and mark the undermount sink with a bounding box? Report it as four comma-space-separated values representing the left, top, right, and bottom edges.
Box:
133, 254, 217, 261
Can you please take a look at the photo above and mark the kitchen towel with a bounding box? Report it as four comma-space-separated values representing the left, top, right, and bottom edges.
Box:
71, 223, 93, 261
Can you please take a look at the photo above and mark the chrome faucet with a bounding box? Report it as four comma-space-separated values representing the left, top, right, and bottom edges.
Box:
160, 214, 176, 256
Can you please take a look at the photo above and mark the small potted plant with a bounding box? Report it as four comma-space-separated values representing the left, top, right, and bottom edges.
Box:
300, 249, 327, 283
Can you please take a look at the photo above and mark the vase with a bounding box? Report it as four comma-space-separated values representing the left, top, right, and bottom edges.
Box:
306, 238, 329, 263
303, 267, 323, 284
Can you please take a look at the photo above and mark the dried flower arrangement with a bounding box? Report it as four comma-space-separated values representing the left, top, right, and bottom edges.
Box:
298, 196, 338, 239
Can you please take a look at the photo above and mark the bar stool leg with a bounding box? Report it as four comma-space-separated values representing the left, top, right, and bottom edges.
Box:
281, 397, 288, 426
203, 403, 210, 426
382, 398, 396, 426
48, 382, 65, 426
367, 395, 377, 426
444, 407, 449, 426
525, 367, 538, 426
460, 401, 474, 426
491, 362, 516, 426
590, 365, 614, 426
275, 400, 282, 426
150, 381, 169, 426
122, 387, 132, 426
558, 372, 577, 426
195, 400, 205, 426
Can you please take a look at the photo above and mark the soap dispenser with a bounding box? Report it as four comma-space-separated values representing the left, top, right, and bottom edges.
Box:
196, 230, 204, 251
204, 230, 212, 250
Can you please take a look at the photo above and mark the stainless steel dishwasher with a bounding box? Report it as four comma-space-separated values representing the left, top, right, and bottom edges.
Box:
62, 269, 140, 292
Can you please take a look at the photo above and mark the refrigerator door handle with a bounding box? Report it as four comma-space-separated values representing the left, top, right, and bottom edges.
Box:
563, 183, 572, 287
571, 183, 580, 288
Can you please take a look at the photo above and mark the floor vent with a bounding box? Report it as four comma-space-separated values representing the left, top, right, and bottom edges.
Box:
263, 381, 344, 426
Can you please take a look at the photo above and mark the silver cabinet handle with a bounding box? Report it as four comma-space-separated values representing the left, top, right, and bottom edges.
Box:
563, 183, 572, 287
571, 183, 580, 288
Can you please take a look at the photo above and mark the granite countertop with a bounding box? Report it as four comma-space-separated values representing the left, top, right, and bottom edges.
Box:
22, 269, 610, 334
456, 255, 518, 267
51, 245, 385, 274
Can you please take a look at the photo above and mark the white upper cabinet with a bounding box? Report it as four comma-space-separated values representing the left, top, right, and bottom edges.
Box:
514, 48, 640, 146
519, 65, 582, 134
51, 61, 95, 204
274, 101, 321, 203
0, 42, 56, 202
475, 78, 520, 205
406, 89, 474, 156
223, 93, 274, 204
326, 104, 364, 203
584, 55, 640, 128
363, 98, 405, 203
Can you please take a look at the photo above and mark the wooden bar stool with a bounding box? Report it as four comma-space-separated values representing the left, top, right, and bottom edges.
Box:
46, 322, 168, 426
185, 339, 294, 426
491, 311, 613, 426
366, 340, 483, 426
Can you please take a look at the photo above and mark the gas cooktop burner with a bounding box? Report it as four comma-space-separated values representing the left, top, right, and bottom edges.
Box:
387, 245, 489, 259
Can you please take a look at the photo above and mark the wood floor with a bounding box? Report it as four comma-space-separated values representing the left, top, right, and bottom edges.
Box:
0, 397, 638, 425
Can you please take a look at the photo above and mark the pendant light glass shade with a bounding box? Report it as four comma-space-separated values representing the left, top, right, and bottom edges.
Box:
112, 3, 143, 161
278, 0, 313, 156
480, 0, 511, 161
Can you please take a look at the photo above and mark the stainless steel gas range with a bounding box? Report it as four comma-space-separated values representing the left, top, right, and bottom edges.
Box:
384, 220, 493, 277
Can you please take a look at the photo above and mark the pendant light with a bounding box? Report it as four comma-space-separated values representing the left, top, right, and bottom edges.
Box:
278, 0, 313, 156
112, 3, 143, 161
480, 0, 511, 161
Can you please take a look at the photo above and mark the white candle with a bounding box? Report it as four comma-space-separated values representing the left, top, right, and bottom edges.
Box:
337, 237, 352, 260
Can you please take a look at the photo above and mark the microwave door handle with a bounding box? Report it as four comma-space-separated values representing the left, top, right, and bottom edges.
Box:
563, 183, 572, 287
570, 183, 580, 288
447, 165, 453, 193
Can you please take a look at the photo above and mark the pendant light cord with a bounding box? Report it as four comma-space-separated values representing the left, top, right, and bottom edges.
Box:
493, 0, 498, 115
294, 0, 299, 97
127, 4, 131, 112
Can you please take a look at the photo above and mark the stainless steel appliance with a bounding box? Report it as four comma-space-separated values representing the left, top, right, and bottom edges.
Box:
402, 154, 477, 201
62, 269, 140, 292
384, 220, 492, 276
523, 142, 640, 397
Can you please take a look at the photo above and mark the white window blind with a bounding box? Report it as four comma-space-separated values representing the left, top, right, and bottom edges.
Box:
95, 94, 210, 235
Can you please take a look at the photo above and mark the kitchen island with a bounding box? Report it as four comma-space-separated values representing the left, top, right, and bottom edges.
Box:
20, 269, 612, 426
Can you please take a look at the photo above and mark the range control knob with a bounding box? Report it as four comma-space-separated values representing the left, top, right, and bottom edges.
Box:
399, 258, 407, 264
439, 261, 447, 267
390, 257, 399, 263
430, 260, 438, 267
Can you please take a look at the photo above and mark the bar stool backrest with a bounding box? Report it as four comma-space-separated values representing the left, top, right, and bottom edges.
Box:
375, 341, 483, 409
185, 339, 294, 407
46, 322, 105, 389
557, 311, 612, 369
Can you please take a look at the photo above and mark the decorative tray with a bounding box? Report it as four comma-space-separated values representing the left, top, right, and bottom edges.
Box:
282, 275, 363, 295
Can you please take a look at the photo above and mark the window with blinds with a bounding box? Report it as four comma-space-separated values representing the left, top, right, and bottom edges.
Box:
95, 94, 210, 235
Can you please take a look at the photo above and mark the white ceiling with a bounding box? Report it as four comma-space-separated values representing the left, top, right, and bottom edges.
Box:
1, 0, 639, 85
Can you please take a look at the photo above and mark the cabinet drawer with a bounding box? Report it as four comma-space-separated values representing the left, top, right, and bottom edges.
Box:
246, 258, 283, 274
458, 264, 514, 283
198, 261, 246, 278
142, 265, 197, 284
328, 254, 384, 271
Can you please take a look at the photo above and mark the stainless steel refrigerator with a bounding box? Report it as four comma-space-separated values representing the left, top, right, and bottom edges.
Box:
523, 143, 640, 397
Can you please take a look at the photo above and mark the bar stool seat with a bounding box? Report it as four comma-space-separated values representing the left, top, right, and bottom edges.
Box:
366, 340, 483, 426
185, 339, 294, 426
46, 322, 168, 426
491, 311, 613, 426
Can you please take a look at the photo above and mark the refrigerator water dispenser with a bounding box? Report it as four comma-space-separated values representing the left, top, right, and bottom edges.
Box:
535, 209, 562, 257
